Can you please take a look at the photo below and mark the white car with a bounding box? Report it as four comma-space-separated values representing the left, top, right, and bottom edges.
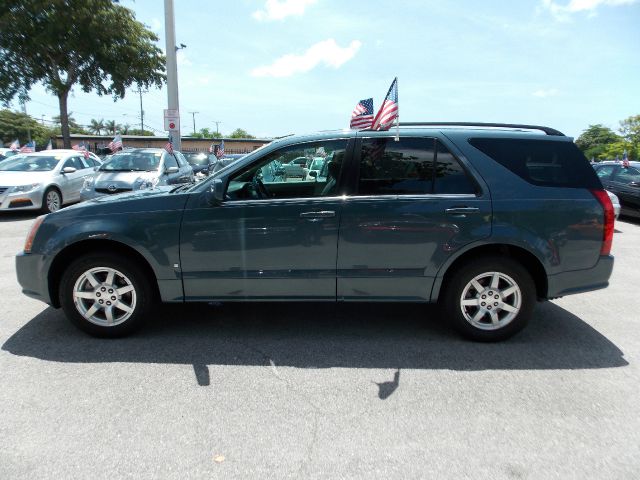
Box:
0, 149, 101, 213
0, 147, 20, 161
607, 190, 621, 219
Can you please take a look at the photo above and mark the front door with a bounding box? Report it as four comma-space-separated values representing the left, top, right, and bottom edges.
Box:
180, 138, 351, 300
337, 136, 491, 301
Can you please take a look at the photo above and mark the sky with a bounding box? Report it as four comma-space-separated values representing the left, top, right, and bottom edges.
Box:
15, 0, 640, 139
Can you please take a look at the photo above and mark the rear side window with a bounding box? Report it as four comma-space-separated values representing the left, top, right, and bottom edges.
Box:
594, 165, 616, 180
613, 166, 640, 184
469, 138, 601, 189
358, 137, 476, 195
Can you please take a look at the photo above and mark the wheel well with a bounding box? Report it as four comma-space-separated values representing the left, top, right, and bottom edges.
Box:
440, 244, 548, 300
48, 239, 160, 308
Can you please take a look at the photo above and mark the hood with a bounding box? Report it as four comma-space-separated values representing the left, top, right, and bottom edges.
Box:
0, 171, 54, 186
92, 170, 158, 189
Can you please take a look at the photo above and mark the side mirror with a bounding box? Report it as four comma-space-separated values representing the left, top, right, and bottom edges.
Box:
94, 166, 100, 172
205, 178, 225, 205
62, 166, 77, 174
165, 166, 179, 174
309, 171, 318, 178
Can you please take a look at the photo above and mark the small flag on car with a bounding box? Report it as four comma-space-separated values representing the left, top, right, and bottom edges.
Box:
622, 149, 630, 168
46, 139, 53, 150
20, 141, 36, 153
208, 142, 214, 154
9, 139, 20, 151
371, 77, 399, 132
108, 133, 123, 152
216, 140, 225, 158
350, 98, 374, 130
164, 133, 174, 154
72, 141, 90, 158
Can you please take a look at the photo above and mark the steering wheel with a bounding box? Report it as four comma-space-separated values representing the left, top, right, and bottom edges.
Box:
253, 177, 270, 199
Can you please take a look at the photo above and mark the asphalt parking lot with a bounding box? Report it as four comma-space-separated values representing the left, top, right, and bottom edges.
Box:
1, 211, 639, 479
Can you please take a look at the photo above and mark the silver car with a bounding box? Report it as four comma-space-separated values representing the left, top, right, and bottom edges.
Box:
0, 149, 101, 213
80, 148, 194, 201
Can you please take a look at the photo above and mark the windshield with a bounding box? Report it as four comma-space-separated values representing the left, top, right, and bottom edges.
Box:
184, 153, 210, 166
100, 151, 161, 172
0, 155, 59, 172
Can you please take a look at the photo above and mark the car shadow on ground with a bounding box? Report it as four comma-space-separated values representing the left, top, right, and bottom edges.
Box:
0, 211, 40, 222
2, 301, 628, 383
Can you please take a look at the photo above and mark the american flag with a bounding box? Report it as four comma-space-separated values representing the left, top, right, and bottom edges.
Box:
216, 140, 225, 158
72, 141, 90, 158
371, 77, 399, 131
9, 139, 20, 151
164, 133, 174, 154
108, 133, 123, 152
622, 149, 630, 168
46, 139, 53, 150
20, 141, 36, 153
350, 98, 374, 130
208, 143, 214, 153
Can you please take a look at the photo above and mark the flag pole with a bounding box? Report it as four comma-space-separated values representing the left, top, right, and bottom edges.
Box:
395, 77, 400, 141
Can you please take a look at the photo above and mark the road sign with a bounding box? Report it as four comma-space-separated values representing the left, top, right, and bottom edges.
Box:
164, 109, 180, 131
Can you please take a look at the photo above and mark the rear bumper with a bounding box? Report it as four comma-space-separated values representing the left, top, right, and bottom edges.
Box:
16, 251, 52, 305
546, 255, 614, 298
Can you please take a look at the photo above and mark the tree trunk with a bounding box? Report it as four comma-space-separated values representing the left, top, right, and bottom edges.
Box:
57, 89, 71, 148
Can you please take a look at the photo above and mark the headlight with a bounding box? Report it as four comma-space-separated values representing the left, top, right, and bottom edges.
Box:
13, 183, 40, 193
24, 215, 46, 253
138, 177, 160, 190
82, 177, 95, 190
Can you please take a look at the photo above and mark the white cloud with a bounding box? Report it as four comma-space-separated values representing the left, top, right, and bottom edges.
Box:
541, 0, 638, 19
177, 51, 192, 67
251, 39, 362, 78
253, 0, 317, 21
532, 88, 559, 98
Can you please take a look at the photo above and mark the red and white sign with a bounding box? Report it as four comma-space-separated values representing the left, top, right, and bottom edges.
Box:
164, 109, 180, 131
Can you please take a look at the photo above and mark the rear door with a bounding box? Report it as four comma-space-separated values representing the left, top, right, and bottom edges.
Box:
336, 135, 491, 301
610, 165, 640, 214
59, 156, 88, 201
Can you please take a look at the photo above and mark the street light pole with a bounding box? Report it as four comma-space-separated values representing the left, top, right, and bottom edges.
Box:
214, 121, 221, 135
164, 0, 181, 150
189, 111, 199, 135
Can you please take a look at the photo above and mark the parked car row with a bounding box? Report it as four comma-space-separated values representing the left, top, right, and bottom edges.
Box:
593, 161, 640, 219
0, 148, 245, 213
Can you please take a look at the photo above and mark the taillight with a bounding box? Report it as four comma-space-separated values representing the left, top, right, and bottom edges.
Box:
24, 215, 46, 253
590, 189, 614, 256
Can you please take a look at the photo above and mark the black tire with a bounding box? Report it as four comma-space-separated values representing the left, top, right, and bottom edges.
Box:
42, 187, 62, 214
441, 256, 536, 342
59, 253, 154, 338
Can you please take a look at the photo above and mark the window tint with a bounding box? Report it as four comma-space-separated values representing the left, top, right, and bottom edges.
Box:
613, 166, 640, 184
63, 157, 84, 170
595, 165, 616, 179
469, 138, 601, 189
358, 138, 435, 195
434, 142, 477, 194
163, 152, 179, 169
79, 157, 94, 169
226, 140, 347, 200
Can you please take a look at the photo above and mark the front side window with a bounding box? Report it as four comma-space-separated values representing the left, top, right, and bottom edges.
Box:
163, 152, 179, 169
226, 140, 347, 200
613, 166, 640, 184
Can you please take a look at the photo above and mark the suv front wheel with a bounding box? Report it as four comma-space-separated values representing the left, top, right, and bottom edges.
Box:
442, 256, 536, 342
59, 254, 153, 337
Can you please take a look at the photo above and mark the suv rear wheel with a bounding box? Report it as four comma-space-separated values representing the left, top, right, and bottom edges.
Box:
442, 256, 536, 341
59, 254, 153, 337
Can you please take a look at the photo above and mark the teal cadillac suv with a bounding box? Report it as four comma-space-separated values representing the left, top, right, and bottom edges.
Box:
16, 123, 615, 341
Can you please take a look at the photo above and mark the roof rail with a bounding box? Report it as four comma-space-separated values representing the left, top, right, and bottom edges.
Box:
398, 122, 565, 136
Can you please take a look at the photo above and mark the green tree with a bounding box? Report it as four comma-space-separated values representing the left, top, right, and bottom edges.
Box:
229, 128, 255, 139
121, 124, 131, 135
575, 124, 621, 161
128, 128, 154, 136
105, 120, 121, 135
51, 112, 87, 134
0, 0, 165, 148
89, 118, 105, 135
619, 115, 640, 159
0, 109, 58, 148
192, 127, 222, 139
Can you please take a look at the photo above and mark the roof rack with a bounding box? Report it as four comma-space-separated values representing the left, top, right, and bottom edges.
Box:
398, 122, 565, 136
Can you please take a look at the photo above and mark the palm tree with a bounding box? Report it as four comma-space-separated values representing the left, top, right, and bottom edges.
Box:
121, 124, 131, 135
89, 118, 105, 135
105, 120, 121, 135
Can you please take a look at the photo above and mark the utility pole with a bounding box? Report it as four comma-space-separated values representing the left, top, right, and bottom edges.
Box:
214, 121, 221, 135
136, 85, 146, 133
189, 111, 199, 135
164, 0, 181, 150
20, 99, 32, 142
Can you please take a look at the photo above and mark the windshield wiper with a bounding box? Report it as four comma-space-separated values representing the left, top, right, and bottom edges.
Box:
170, 182, 196, 193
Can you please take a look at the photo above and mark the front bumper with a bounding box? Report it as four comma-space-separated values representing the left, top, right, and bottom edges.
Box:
16, 251, 53, 305
0, 187, 44, 210
546, 255, 614, 298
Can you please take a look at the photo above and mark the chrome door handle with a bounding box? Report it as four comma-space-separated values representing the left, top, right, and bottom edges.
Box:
445, 207, 479, 214
300, 211, 335, 218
